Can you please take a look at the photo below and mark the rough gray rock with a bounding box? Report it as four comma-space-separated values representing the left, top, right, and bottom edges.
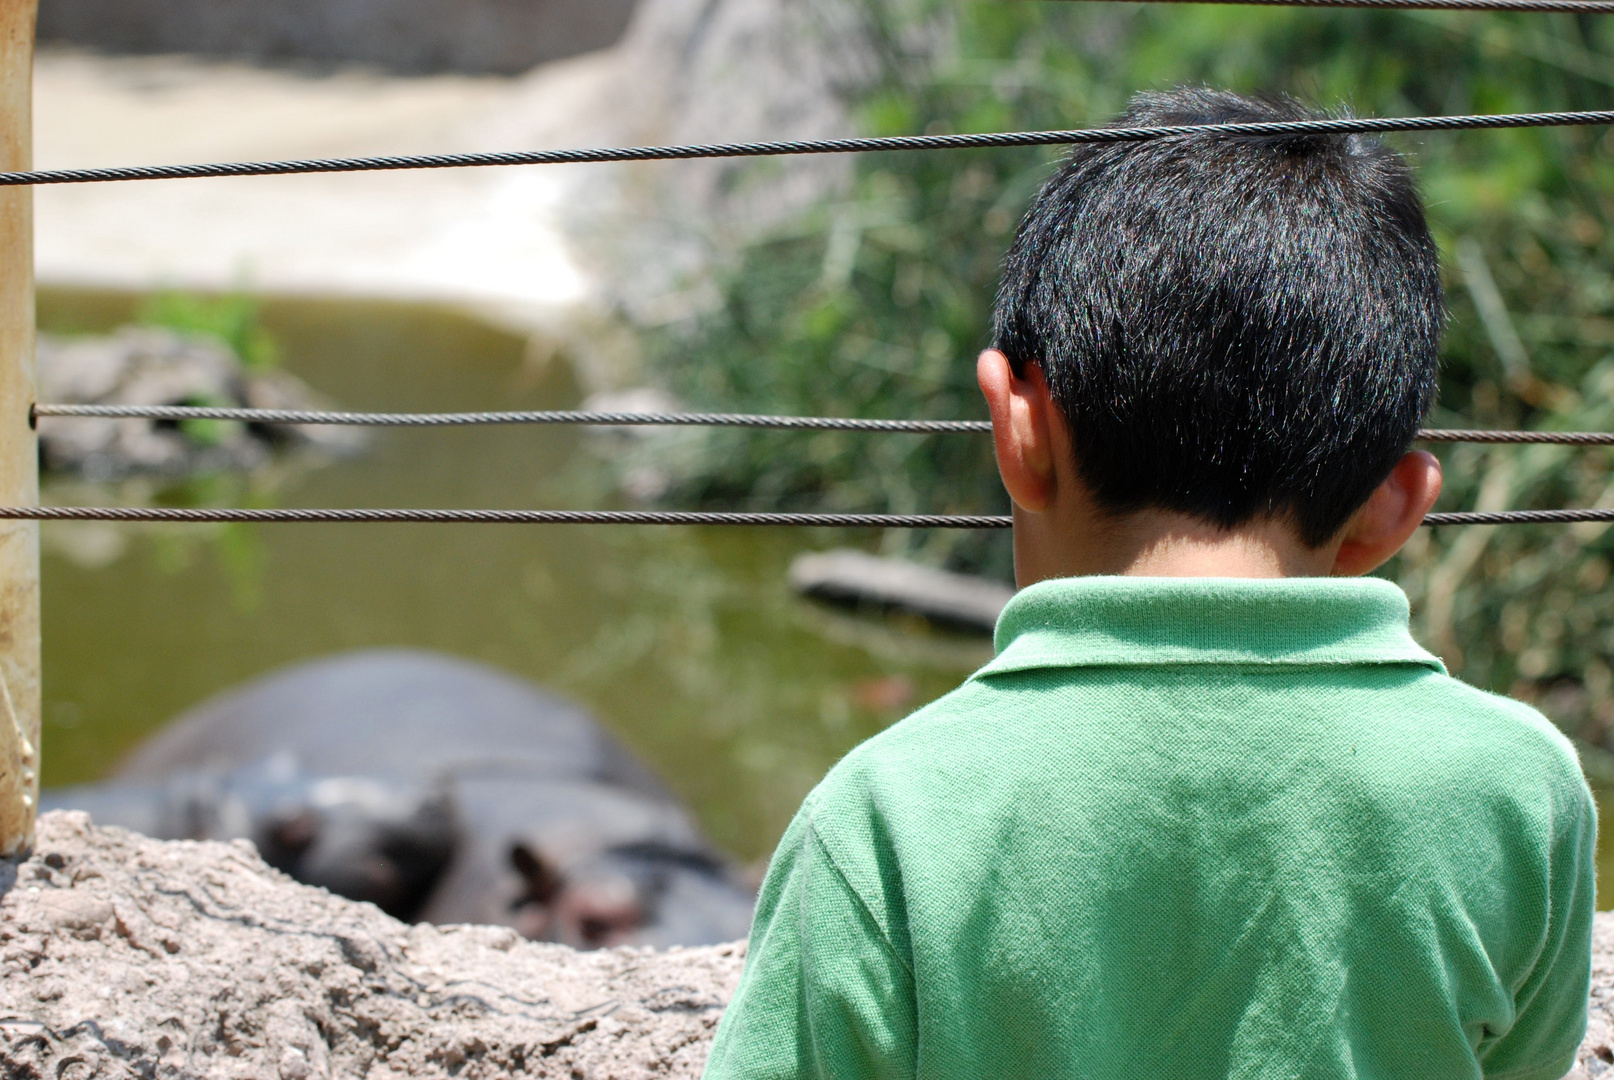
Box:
530, 0, 881, 328
32, 0, 916, 359
5, 811, 1609, 1079
37, 328, 364, 481
1569, 914, 1614, 1079
37, 0, 638, 76
0, 812, 743, 1078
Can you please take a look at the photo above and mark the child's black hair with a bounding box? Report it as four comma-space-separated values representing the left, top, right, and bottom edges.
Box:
993, 88, 1443, 548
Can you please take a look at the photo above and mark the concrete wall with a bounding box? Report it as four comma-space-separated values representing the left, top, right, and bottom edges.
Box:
37, 0, 639, 75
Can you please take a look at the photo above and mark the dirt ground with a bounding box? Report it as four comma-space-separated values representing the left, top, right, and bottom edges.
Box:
4, 810, 1612, 1079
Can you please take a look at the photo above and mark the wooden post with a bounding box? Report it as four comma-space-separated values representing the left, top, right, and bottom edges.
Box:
0, 0, 37, 857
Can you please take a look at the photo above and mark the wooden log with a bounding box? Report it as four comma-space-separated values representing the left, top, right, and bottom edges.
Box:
0, 0, 37, 857
788, 549, 1015, 635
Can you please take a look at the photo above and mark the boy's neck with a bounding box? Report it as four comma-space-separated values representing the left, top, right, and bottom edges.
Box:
1011, 502, 1340, 589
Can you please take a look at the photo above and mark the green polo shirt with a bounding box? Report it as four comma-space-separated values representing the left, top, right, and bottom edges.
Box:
704, 576, 1595, 1080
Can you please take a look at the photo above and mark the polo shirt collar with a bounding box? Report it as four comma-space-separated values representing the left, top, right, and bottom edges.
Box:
980, 575, 1445, 678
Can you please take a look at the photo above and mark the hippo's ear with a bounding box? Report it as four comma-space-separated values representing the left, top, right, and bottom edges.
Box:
509, 842, 564, 905
260, 809, 319, 871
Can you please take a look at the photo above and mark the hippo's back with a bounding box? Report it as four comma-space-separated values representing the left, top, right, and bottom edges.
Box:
117, 649, 668, 799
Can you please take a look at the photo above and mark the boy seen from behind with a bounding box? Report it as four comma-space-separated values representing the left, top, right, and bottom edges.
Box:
704, 88, 1596, 1080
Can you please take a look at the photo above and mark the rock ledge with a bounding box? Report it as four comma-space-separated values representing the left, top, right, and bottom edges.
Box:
0, 812, 743, 1079
6, 811, 1614, 1079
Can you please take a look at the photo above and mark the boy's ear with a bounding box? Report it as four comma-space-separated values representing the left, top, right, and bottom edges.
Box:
1330, 450, 1443, 577
977, 349, 1057, 513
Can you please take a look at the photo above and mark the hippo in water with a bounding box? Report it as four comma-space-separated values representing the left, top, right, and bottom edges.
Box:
45, 752, 457, 919
44, 649, 755, 947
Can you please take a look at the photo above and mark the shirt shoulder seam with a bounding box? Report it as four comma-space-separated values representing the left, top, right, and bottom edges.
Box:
972, 656, 1446, 680
804, 820, 915, 979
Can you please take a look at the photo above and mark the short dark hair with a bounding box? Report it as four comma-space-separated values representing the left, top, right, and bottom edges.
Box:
993, 88, 1442, 547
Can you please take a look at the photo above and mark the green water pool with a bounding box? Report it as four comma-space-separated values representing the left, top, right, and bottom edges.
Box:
34, 287, 988, 864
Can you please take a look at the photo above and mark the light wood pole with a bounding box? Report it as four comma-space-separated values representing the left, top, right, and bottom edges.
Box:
0, 0, 37, 857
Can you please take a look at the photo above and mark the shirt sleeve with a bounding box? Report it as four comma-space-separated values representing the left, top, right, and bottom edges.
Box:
703, 804, 918, 1080
1479, 771, 1597, 1080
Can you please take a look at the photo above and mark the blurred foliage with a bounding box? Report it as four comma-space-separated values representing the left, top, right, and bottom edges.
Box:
137, 290, 281, 445
632, 2, 1614, 742
139, 290, 280, 373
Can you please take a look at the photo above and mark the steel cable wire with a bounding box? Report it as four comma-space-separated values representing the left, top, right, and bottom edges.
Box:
0, 506, 1604, 527
0, 507, 1012, 527
31, 404, 1614, 444
30, 403, 995, 432
5, 109, 1614, 188
1417, 430, 1614, 445
1423, 509, 1614, 524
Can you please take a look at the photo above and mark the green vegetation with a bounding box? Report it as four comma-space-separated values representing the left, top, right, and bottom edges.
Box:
634, 4, 1614, 744
137, 290, 278, 446
139, 289, 280, 372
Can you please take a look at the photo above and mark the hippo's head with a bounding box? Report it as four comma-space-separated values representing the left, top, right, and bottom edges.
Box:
42, 756, 460, 922
505, 838, 750, 949
253, 772, 458, 921
405, 775, 756, 948
161, 755, 459, 921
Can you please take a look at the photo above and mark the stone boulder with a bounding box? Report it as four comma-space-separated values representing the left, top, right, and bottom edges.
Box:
37, 0, 638, 76
36, 327, 363, 481
0, 812, 743, 1078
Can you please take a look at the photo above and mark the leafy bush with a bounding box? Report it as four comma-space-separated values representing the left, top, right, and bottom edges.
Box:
139, 290, 280, 372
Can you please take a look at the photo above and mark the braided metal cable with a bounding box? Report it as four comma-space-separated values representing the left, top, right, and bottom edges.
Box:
0, 506, 1608, 526
0, 506, 1015, 528
5, 109, 1614, 188
1417, 429, 1614, 445
1423, 509, 1614, 525
30, 403, 993, 433
31, 404, 1614, 444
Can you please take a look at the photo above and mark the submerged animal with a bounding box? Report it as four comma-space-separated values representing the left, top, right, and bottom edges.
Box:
47, 753, 456, 919
43, 649, 755, 947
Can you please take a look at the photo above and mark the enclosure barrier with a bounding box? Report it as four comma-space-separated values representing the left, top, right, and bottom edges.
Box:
0, 0, 34, 858
1, 108, 1613, 188
35, 403, 1614, 444
0, 506, 1610, 528
3, 0, 1613, 851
